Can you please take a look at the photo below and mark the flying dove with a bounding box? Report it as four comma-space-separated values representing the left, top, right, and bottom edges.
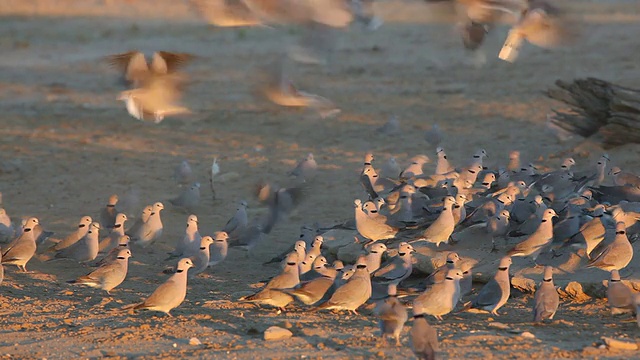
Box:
67, 248, 131, 294
98, 213, 128, 253
223, 200, 249, 241
53, 222, 101, 263
468, 256, 512, 315
240, 252, 299, 310
412, 196, 457, 247
106, 50, 194, 87
372, 242, 415, 286
174, 160, 195, 186
49, 215, 93, 251
287, 153, 318, 181
414, 269, 463, 320
190, 236, 214, 276
131, 258, 194, 316
168, 214, 201, 259
126, 205, 153, 239
425, 252, 460, 286
532, 266, 559, 322
374, 284, 408, 346
169, 182, 200, 212
507, 209, 557, 261
100, 194, 119, 230
208, 231, 229, 266
94, 235, 131, 268
606, 269, 634, 315
410, 313, 439, 360
315, 261, 371, 314
284, 266, 338, 306
117, 72, 191, 123
1, 217, 39, 271
364, 243, 387, 273
131, 202, 164, 247
587, 222, 633, 272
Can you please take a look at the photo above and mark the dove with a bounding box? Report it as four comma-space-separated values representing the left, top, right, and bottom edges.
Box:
98, 213, 128, 253
0, 208, 13, 243
334, 264, 356, 288
131, 202, 164, 247
435, 147, 454, 175
587, 222, 633, 272
564, 204, 608, 256
354, 199, 398, 242
372, 242, 415, 286
532, 266, 559, 322
132, 258, 194, 316
374, 284, 408, 346
413, 269, 463, 320
67, 249, 131, 294
507, 209, 557, 261
452, 193, 468, 225
126, 205, 153, 239
190, 236, 214, 276
307, 235, 323, 258
487, 209, 510, 251
299, 253, 317, 275
223, 200, 249, 240
315, 261, 372, 314
240, 252, 299, 309
106, 50, 194, 86
610, 166, 640, 187
117, 71, 191, 123
364, 243, 387, 273
381, 156, 400, 178
93, 235, 130, 267
292, 240, 307, 265
507, 150, 521, 173
100, 194, 119, 230
173, 160, 194, 186
230, 222, 267, 254
400, 155, 430, 179
376, 115, 401, 135
410, 313, 439, 360
412, 196, 457, 247
49, 215, 93, 251
300, 255, 329, 282
53, 222, 101, 263
169, 182, 200, 211
283, 267, 338, 306
208, 231, 229, 266
425, 252, 460, 286
168, 215, 201, 259
288, 152, 318, 181
459, 261, 475, 297
424, 124, 443, 147
606, 269, 634, 315
1, 217, 39, 271
469, 256, 512, 316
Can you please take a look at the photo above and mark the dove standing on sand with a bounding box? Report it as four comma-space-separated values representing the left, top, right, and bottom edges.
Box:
169, 182, 200, 211
507, 209, 557, 262
208, 231, 229, 266
169, 215, 201, 259
67, 249, 131, 294
2, 217, 39, 271
459, 261, 475, 297
50, 216, 93, 252
240, 252, 300, 310
364, 243, 387, 273
94, 235, 130, 267
374, 284, 408, 346
190, 236, 214, 276
413, 196, 457, 247
99, 213, 127, 252
131, 258, 194, 316
284, 267, 338, 306
587, 221, 633, 272
354, 199, 398, 242
410, 313, 439, 360
223, 200, 249, 240
532, 266, 559, 322
131, 202, 164, 247
469, 257, 512, 316
53, 222, 101, 263
100, 194, 119, 230
487, 209, 510, 251
299, 253, 317, 275
372, 242, 415, 286
413, 269, 463, 320
606, 269, 634, 315
425, 252, 460, 286
126, 205, 152, 239
288, 153, 318, 181
316, 261, 372, 314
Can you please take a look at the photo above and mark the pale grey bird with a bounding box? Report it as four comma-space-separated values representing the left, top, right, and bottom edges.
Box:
469, 256, 512, 316
240, 252, 299, 309
0, 208, 13, 243
287, 152, 318, 181
315, 262, 371, 314
98, 213, 128, 253
459, 261, 475, 297
335, 264, 355, 288
300, 255, 329, 282
1, 217, 39, 271
173, 159, 194, 186
67, 248, 132, 294
222, 200, 249, 240
93, 235, 130, 267
413, 196, 457, 247
168, 214, 201, 259
375, 115, 401, 136
100, 194, 119, 230
169, 182, 200, 212
126, 205, 153, 239
400, 155, 430, 179
424, 124, 443, 147
208, 231, 229, 266
607, 269, 634, 315
132, 258, 194, 316
610, 166, 640, 187
507, 209, 557, 261
364, 243, 387, 273
487, 209, 511, 251
53, 222, 101, 263
131, 202, 164, 247
435, 147, 454, 175
414, 269, 463, 320
106, 50, 194, 87
410, 313, 439, 360
587, 222, 633, 271
425, 252, 460, 286
374, 284, 408, 346
49, 215, 93, 252
299, 252, 317, 275
230, 222, 267, 254
532, 266, 559, 322
354, 199, 398, 242
190, 236, 214, 276
564, 204, 608, 256
372, 243, 415, 286
284, 267, 338, 306
381, 157, 400, 179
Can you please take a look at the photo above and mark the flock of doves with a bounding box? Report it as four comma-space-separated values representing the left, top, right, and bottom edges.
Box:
110, 0, 579, 123
3, 138, 640, 358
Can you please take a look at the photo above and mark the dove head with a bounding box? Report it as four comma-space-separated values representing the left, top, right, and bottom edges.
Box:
153, 202, 164, 211
615, 221, 627, 234
363, 201, 378, 214
312, 236, 324, 247
580, 189, 593, 200
499, 210, 511, 219
483, 172, 496, 183
445, 269, 463, 281
369, 243, 387, 254
214, 231, 229, 242
354, 199, 363, 208
398, 242, 415, 256
473, 149, 488, 159
239, 200, 248, 209
24, 217, 39, 230
116, 213, 128, 223
200, 236, 214, 249
176, 258, 194, 272
509, 150, 520, 160
610, 269, 621, 282
89, 222, 101, 232
341, 266, 355, 280
107, 194, 119, 206
79, 216, 93, 227
187, 214, 198, 224
285, 251, 300, 265
142, 205, 153, 215
294, 240, 306, 251
456, 194, 468, 205
301, 253, 316, 266
305, 153, 315, 162
542, 209, 557, 221
364, 152, 374, 164
332, 260, 344, 271
117, 249, 132, 260
609, 166, 622, 176
446, 252, 460, 264
498, 257, 512, 270
561, 157, 576, 169
443, 196, 456, 208
118, 235, 131, 246
542, 266, 554, 281
374, 197, 386, 210
436, 147, 446, 157
534, 195, 544, 205
597, 154, 609, 167
313, 255, 327, 268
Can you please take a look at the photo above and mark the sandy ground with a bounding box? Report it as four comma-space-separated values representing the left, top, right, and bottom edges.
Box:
1, 0, 640, 359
